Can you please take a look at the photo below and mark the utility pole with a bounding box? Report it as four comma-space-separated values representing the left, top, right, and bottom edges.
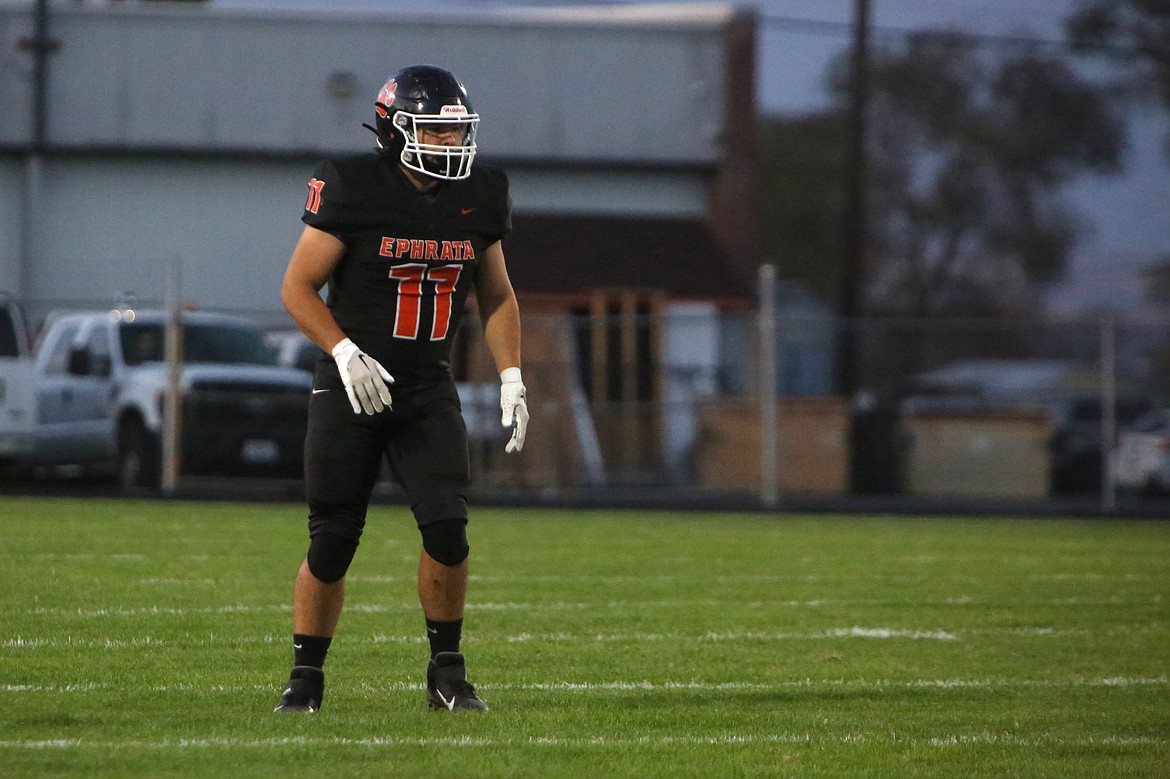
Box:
17, 0, 57, 302
837, 0, 870, 398
28, 0, 53, 150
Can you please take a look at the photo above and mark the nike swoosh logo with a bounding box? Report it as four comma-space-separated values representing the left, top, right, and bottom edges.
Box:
461, 208, 476, 215
427, 627, 439, 635
293, 643, 303, 650
312, 389, 329, 394
436, 688, 456, 711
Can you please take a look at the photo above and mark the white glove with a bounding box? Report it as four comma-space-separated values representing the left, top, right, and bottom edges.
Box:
499, 367, 529, 453
331, 338, 394, 415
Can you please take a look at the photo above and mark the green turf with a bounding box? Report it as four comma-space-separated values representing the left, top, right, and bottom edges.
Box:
1, 497, 1166, 777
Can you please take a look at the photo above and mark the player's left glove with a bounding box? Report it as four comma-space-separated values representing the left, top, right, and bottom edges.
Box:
499, 367, 529, 454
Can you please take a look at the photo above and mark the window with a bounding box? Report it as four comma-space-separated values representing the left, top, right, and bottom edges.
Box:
120, 322, 278, 366
81, 325, 112, 376
42, 322, 81, 375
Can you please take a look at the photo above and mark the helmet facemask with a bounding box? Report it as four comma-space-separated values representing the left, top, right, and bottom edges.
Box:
393, 108, 478, 181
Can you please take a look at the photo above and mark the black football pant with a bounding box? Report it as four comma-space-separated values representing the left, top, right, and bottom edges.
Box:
302, 369, 471, 546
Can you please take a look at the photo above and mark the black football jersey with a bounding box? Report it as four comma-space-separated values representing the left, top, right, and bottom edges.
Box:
302, 153, 511, 383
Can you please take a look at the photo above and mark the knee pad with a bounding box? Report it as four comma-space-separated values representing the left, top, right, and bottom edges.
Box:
306, 532, 358, 583
419, 518, 469, 567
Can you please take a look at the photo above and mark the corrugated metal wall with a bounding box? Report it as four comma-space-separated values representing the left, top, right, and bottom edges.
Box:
0, 3, 742, 309
0, 3, 729, 161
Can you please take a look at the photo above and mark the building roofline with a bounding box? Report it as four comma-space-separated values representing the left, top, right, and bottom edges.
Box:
2, 1, 739, 32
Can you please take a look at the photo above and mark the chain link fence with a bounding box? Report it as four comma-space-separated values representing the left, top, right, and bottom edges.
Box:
3, 288, 1168, 515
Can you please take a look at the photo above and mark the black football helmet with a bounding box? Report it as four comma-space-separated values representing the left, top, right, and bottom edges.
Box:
367, 64, 478, 180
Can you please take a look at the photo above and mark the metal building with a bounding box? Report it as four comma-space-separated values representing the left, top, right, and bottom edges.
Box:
0, 0, 758, 319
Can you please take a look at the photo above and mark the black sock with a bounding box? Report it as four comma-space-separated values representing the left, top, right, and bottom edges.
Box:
293, 634, 332, 669
425, 618, 463, 658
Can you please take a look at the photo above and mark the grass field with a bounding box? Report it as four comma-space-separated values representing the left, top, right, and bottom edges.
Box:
0, 497, 1167, 778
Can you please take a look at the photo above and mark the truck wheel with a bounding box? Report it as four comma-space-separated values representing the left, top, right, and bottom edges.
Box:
118, 420, 161, 493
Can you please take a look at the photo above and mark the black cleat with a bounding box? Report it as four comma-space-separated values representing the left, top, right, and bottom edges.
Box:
274, 665, 324, 713
426, 652, 488, 711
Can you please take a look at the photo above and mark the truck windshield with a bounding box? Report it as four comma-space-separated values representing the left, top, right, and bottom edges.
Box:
120, 322, 279, 366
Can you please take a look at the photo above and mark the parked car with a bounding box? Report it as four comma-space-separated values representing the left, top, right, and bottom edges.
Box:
267, 328, 325, 374
0, 295, 35, 475
0, 305, 312, 490
0, 292, 30, 358
1112, 408, 1170, 494
1049, 395, 1157, 494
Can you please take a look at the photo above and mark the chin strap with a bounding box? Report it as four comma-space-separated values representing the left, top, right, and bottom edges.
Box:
362, 123, 386, 151
364, 124, 397, 159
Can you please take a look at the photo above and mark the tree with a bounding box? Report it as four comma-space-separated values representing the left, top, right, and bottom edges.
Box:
842, 31, 1124, 318
758, 31, 1125, 387
1070, 3, 1170, 398
1068, 0, 1170, 151
757, 114, 849, 304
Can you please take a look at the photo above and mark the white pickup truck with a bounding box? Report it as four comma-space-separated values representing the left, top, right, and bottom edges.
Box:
0, 300, 312, 490
0, 294, 36, 470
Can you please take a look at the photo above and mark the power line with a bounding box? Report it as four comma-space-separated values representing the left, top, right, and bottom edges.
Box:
757, 11, 1127, 56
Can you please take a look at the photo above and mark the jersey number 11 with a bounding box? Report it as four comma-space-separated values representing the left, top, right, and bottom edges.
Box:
388, 263, 462, 341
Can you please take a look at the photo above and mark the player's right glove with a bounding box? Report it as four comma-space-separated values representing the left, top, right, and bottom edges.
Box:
499, 367, 529, 453
331, 337, 394, 415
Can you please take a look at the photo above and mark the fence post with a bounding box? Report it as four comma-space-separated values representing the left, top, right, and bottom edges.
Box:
758, 263, 779, 507
1100, 313, 1116, 513
161, 258, 182, 496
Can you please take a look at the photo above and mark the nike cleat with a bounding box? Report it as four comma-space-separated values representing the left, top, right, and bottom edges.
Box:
274, 665, 324, 713
426, 652, 488, 711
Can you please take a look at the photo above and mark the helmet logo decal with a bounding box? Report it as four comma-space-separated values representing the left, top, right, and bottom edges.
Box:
439, 105, 468, 116
375, 79, 397, 117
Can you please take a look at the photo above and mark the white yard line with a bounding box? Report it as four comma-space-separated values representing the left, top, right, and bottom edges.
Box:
7, 622, 1167, 649
0, 731, 1163, 751
22, 563, 1165, 586
5, 676, 1166, 695
4, 626, 959, 649
20, 595, 1167, 620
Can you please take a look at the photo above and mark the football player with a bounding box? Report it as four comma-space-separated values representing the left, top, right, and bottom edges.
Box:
274, 64, 528, 713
